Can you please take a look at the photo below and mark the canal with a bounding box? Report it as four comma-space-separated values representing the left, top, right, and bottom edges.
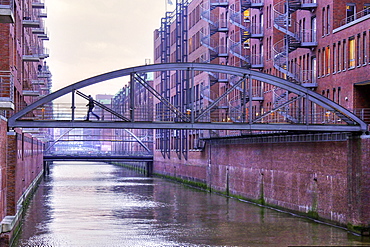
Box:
14, 162, 369, 246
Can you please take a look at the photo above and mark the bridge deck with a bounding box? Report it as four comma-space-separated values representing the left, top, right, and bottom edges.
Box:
14, 120, 364, 132
43, 154, 153, 162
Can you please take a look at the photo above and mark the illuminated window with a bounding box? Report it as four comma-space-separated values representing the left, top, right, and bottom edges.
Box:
244, 9, 250, 22
349, 37, 356, 68
325, 46, 330, 74
311, 57, 317, 83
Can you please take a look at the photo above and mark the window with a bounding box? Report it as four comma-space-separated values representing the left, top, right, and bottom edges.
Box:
325, 46, 330, 74
322, 8, 326, 36
333, 88, 336, 102
346, 4, 356, 23
364, 4, 370, 15
244, 9, 250, 22
343, 39, 347, 70
260, 13, 264, 27
337, 87, 341, 105
311, 57, 317, 84
326, 5, 330, 35
311, 17, 317, 42
363, 31, 368, 64
243, 39, 250, 49
333, 43, 337, 73
317, 49, 321, 77
357, 34, 361, 66
349, 37, 356, 68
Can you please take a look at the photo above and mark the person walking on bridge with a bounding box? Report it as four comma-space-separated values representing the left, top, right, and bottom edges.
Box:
85, 95, 100, 121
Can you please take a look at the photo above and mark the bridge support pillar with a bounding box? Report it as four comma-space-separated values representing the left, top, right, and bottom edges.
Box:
43, 161, 50, 176
146, 162, 153, 177
347, 134, 370, 235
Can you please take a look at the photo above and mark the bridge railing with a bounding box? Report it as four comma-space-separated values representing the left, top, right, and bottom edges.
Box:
44, 150, 152, 157
353, 108, 370, 124
26, 102, 362, 127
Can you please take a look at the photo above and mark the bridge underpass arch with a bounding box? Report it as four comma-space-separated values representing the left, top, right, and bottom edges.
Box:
8, 63, 367, 133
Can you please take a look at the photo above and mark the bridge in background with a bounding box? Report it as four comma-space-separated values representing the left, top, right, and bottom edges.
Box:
43, 153, 153, 162
8, 63, 367, 133
44, 127, 154, 162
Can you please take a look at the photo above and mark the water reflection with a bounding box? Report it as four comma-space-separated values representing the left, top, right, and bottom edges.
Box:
14, 162, 369, 247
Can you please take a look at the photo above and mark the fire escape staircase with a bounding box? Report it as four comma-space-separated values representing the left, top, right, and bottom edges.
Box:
200, 1, 229, 61
272, 0, 317, 122
273, 0, 318, 81
242, 0, 264, 9
229, 7, 250, 67
228, 1, 265, 68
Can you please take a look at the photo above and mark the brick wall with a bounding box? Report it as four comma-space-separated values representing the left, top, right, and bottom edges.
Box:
153, 136, 370, 231
0, 118, 7, 220
4, 129, 44, 216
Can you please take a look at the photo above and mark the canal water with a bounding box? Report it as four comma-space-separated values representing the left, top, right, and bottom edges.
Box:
14, 162, 369, 247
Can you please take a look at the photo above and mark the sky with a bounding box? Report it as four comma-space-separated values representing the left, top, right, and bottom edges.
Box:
44, 0, 175, 98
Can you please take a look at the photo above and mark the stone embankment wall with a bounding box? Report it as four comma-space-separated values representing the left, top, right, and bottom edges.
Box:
153, 134, 370, 235
0, 117, 44, 245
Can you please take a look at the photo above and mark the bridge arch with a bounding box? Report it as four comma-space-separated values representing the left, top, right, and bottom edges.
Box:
8, 63, 367, 132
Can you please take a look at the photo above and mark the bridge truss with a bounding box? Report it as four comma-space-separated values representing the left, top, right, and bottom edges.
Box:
8, 63, 367, 133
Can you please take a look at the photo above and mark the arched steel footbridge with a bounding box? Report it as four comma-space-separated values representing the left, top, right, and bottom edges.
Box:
8, 63, 367, 133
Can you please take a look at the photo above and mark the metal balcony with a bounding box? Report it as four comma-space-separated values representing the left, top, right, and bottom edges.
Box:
31, 79, 45, 85
23, 90, 40, 96
37, 71, 51, 78
240, 0, 264, 10
250, 24, 264, 38
22, 17, 41, 28
37, 34, 49, 40
0, 71, 14, 110
32, 0, 45, 9
300, 0, 318, 10
210, 0, 228, 9
39, 10, 47, 18
23, 47, 49, 62
299, 70, 318, 88
32, 27, 46, 34
0, 0, 14, 23
250, 54, 264, 69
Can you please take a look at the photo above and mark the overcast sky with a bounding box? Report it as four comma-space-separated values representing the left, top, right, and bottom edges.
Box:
45, 0, 174, 98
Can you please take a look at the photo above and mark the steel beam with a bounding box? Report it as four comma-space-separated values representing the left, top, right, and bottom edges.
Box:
12, 120, 364, 132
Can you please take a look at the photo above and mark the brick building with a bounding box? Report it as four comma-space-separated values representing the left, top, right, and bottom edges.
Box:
153, 0, 370, 158
152, 0, 370, 234
0, 0, 51, 243
112, 75, 154, 155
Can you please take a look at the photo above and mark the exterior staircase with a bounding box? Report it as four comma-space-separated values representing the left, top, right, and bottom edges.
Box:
272, 0, 317, 121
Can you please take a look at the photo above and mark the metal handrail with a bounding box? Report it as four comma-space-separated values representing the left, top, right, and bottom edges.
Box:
340, 8, 370, 26
0, 71, 14, 102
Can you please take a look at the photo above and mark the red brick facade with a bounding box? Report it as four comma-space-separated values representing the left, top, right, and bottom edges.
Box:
152, 0, 370, 234
0, 118, 7, 220
154, 135, 370, 234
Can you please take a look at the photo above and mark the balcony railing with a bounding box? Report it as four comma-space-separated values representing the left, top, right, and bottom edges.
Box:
23, 46, 49, 61
0, 71, 14, 110
340, 8, 370, 26
32, 0, 45, 9
0, 0, 14, 23
251, 54, 264, 68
